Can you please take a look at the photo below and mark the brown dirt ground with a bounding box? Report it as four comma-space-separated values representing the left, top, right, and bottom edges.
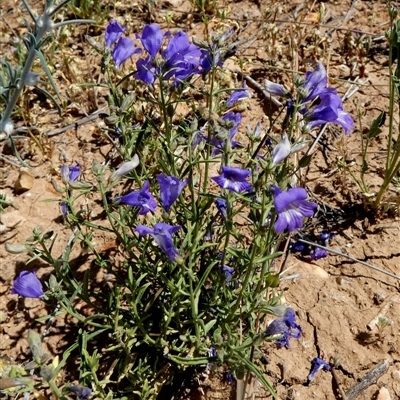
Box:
1, 0, 400, 399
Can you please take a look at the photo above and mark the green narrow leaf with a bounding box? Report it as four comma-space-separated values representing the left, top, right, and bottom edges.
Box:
35, 49, 62, 102
235, 353, 277, 398
367, 111, 386, 139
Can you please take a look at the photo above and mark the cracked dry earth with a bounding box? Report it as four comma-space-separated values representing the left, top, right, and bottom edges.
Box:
1, 0, 400, 399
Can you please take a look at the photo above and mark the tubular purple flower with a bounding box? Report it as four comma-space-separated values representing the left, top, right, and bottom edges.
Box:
69, 384, 92, 400
136, 222, 181, 262
200, 46, 223, 74
112, 37, 141, 69
138, 23, 163, 58
162, 31, 201, 84
264, 79, 290, 98
220, 265, 234, 284
105, 20, 126, 48
61, 163, 81, 183
215, 198, 227, 218
304, 92, 354, 134
114, 181, 157, 215
308, 358, 331, 381
157, 174, 188, 212
272, 186, 317, 233
301, 62, 329, 102
265, 308, 302, 348
60, 201, 69, 218
272, 134, 291, 165
11, 270, 44, 298
134, 56, 157, 84
226, 83, 251, 107
212, 166, 251, 193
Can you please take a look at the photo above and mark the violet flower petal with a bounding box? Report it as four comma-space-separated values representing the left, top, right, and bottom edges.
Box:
69, 384, 92, 400
135, 222, 181, 262
220, 265, 234, 284
301, 62, 328, 103
134, 56, 157, 84
112, 37, 141, 68
310, 247, 328, 260
272, 186, 317, 233
212, 166, 252, 193
215, 198, 227, 218
105, 20, 126, 48
308, 357, 331, 381
226, 83, 250, 107
265, 308, 302, 348
139, 23, 163, 57
115, 181, 157, 215
157, 174, 188, 212
11, 270, 44, 298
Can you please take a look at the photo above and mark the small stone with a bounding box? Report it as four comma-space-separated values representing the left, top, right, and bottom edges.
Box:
336, 277, 350, 285
0, 210, 26, 228
376, 387, 391, 400
392, 370, 400, 381
374, 292, 386, 305
14, 171, 34, 193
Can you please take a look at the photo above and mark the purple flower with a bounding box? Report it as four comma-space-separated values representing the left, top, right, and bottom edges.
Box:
200, 46, 222, 74
300, 62, 331, 103
304, 92, 353, 135
191, 129, 207, 149
134, 56, 157, 84
11, 270, 44, 298
264, 79, 290, 98
134, 25, 201, 85
226, 83, 250, 107
60, 201, 69, 218
114, 181, 157, 215
105, 20, 126, 49
291, 241, 308, 253
61, 162, 81, 182
135, 222, 181, 262
138, 23, 163, 58
308, 358, 331, 381
212, 166, 251, 193
225, 371, 235, 384
220, 265, 234, 284
215, 198, 227, 218
320, 231, 334, 245
162, 31, 201, 84
272, 186, 317, 233
265, 308, 302, 348
112, 37, 141, 69
157, 174, 188, 212
310, 247, 328, 260
69, 385, 92, 400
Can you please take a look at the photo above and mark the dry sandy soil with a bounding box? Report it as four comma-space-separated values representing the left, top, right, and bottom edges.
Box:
1, 0, 400, 399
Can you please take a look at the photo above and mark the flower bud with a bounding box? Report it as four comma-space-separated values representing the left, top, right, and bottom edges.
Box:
109, 154, 139, 182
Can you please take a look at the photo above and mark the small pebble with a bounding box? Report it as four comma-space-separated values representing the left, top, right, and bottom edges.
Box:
374, 292, 386, 305
376, 387, 391, 400
0, 210, 26, 227
336, 277, 350, 285
14, 170, 34, 193
392, 370, 400, 381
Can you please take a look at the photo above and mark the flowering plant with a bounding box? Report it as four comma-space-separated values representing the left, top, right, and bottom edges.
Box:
3, 15, 356, 400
